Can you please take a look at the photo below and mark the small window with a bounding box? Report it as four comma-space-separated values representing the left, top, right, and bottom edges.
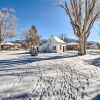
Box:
60, 45, 62, 50
52, 46, 56, 50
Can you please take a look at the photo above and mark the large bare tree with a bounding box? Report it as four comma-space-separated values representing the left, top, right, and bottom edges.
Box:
0, 8, 17, 50
58, 0, 100, 55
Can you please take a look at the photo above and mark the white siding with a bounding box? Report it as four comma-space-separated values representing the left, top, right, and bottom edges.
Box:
38, 35, 66, 53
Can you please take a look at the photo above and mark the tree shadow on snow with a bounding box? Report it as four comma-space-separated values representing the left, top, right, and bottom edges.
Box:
92, 94, 100, 100
85, 58, 100, 68
0, 52, 78, 76
0, 54, 78, 68
1, 92, 37, 100
87, 50, 100, 55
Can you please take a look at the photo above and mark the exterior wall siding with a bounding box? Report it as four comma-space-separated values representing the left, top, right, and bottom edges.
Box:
38, 36, 66, 53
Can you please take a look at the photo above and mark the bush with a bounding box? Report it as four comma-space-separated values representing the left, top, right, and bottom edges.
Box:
30, 49, 38, 56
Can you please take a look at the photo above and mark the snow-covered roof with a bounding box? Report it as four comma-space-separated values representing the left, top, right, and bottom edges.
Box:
66, 42, 79, 45
2, 42, 15, 45
52, 35, 66, 44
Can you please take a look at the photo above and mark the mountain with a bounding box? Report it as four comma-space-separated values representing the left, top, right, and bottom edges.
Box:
9, 40, 25, 44
7, 38, 100, 45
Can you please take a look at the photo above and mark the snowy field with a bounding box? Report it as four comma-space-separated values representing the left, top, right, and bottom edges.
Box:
0, 50, 100, 100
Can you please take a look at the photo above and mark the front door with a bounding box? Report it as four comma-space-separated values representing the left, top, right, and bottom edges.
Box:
63, 46, 65, 52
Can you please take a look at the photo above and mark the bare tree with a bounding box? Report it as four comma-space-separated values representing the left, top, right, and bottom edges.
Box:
24, 25, 40, 56
57, 0, 100, 55
0, 8, 17, 50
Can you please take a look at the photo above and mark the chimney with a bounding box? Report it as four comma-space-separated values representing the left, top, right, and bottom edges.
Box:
62, 34, 64, 41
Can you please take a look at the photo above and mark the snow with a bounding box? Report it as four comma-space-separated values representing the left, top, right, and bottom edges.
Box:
0, 50, 100, 100
52, 35, 66, 44
2, 42, 15, 45
66, 42, 79, 45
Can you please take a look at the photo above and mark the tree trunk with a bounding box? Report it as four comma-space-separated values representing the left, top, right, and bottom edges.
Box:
0, 34, 1, 51
0, 27, 2, 51
0, 42, 1, 51
78, 35, 87, 55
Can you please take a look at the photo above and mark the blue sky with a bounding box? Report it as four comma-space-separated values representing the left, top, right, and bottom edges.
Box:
0, 0, 100, 42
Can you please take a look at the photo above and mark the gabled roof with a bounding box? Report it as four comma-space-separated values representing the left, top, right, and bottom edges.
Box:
51, 35, 66, 44
1, 42, 17, 45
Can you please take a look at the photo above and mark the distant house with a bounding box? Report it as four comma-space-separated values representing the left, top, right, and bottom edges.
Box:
1, 42, 21, 50
39, 35, 66, 53
89, 43, 99, 49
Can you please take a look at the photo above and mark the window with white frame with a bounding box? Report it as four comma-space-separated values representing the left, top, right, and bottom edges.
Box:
52, 46, 56, 50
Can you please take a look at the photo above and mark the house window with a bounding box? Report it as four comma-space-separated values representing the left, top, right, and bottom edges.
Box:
52, 46, 56, 50
60, 45, 62, 50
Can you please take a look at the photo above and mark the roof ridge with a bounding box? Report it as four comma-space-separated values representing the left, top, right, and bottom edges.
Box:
52, 35, 66, 43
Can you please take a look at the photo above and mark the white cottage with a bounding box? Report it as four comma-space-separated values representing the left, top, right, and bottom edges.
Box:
39, 35, 66, 53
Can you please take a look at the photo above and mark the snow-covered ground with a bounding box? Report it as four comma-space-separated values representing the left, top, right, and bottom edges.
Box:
0, 50, 100, 100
